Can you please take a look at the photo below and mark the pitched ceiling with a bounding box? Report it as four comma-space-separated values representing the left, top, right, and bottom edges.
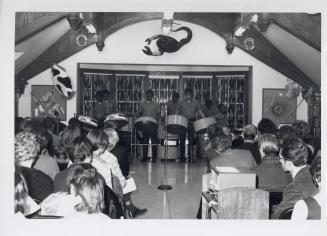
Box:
15, 12, 321, 89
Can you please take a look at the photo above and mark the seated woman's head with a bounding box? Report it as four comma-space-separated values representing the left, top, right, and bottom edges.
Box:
67, 165, 105, 214
61, 126, 82, 146
280, 136, 308, 167
258, 133, 279, 156
15, 132, 40, 167
67, 137, 93, 164
209, 126, 232, 152
257, 118, 277, 134
86, 129, 108, 154
278, 125, 297, 143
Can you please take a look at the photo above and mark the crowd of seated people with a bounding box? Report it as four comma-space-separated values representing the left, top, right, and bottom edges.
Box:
14, 115, 321, 220
203, 118, 321, 219
14, 115, 146, 219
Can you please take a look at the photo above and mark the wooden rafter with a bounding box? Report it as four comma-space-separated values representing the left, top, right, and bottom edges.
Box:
269, 13, 321, 51
16, 12, 317, 89
234, 27, 316, 88
15, 12, 67, 45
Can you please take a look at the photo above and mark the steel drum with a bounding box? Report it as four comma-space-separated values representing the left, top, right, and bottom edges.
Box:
193, 117, 217, 134
135, 116, 158, 133
103, 113, 128, 129
157, 125, 179, 140
165, 115, 188, 135
78, 115, 98, 129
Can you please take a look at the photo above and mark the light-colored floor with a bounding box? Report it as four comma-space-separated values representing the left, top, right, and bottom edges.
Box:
129, 158, 207, 219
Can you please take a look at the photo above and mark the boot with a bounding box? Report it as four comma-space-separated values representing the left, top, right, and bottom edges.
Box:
126, 204, 147, 218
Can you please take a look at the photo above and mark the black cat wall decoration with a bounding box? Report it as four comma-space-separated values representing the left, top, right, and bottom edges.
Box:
142, 26, 192, 56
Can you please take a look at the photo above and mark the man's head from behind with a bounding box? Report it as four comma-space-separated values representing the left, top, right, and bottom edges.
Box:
243, 124, 257, 141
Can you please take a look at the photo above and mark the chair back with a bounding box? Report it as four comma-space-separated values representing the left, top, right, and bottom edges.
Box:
217, 187, 269, 219
279, 208, 293, 219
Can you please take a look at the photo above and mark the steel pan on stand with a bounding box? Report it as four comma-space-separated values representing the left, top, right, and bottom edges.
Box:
165, 115, 188, 135
134, 116, 158, 159
103, 113, 128, 129
157, 125, 179, 160
193, 117, 217, 159
135, 116, 158, 133
193, 117, 217, 135
78, 115, 99, 129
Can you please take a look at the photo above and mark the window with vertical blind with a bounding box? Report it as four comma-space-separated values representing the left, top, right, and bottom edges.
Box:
78, 64, 249, 129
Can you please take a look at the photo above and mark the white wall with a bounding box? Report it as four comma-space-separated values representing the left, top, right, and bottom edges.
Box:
19, 19, 307, 126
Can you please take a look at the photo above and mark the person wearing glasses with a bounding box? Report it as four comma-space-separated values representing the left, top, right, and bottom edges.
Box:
271, 137, 319, 219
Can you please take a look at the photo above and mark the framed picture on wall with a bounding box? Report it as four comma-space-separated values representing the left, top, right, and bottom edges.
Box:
31, 85, 67, 121
262, 88, 297, 126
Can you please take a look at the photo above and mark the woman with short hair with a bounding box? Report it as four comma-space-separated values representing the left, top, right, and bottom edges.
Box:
87, 129, 126, 190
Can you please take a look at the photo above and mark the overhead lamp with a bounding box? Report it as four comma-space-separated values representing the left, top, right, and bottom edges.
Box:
161, 11, 174, 34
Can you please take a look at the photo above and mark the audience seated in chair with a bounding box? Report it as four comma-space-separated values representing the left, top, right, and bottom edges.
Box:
292, 152, 321, 220
254, 133, 291, 192
232, 124, 261, 165
87, 129, 126, 189
271, 137, 319, 219
209, 127, 257, 171
33, 130, 60, 180
64, 165, 110, 219
105, 128, 147, 218
14, 170, 40, 218
15, 132, 54, 203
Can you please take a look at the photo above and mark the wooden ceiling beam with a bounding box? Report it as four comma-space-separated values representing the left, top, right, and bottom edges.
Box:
234, 27, 316, 88
17, 12, 317, 89
15, 12, 67, 45
16, 13, 162, 81
269, 13, 321, 51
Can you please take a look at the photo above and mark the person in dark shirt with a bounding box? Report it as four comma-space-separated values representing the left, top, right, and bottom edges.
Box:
138, 89, 160, 162
233, 124, 261, 165
254, 133, 291, 191
176, 88, 205, 162
166, 92, 179, 116
15, 132, 54, 203
94, 89, 117, 123
271, 137, 319, 219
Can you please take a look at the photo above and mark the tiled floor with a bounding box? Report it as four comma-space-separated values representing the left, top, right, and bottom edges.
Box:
128, 158, 207, 219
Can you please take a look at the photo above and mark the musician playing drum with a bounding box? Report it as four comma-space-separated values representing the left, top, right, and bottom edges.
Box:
176, 88, 205, 162
167, 92, 179, 116
138, 89, 160, 162
94, 89, 117, 124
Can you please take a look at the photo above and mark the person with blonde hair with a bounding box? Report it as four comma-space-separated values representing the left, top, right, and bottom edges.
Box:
15, 132, 54, 203
105, 128, 147, 218
233, 124, 261, 164
254, 133, 291, 191
65, 165, 109, 219
87, 129, 126, 189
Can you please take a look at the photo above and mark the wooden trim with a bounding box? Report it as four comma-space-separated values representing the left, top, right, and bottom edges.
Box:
15, 13, 67, 44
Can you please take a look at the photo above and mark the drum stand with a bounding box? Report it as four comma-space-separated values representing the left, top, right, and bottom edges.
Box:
158, 106, 172, 191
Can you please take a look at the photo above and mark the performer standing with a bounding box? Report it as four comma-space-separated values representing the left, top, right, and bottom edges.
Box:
166, 92, 179, 116
176, 88, 205, 162
138, 89, 160, 162
94, 89, 116, 124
